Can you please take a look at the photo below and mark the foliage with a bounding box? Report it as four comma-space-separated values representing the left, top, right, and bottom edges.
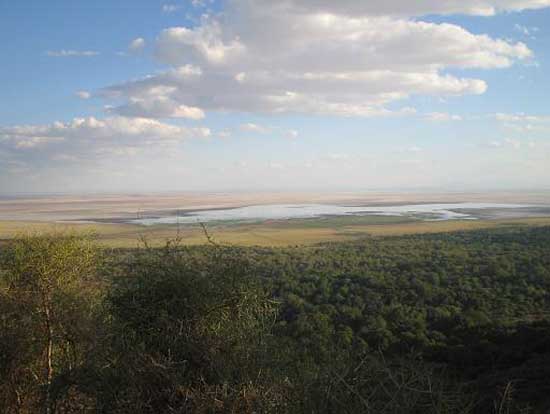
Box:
1, 226, 550, 413
0, 232, 101, 413
96, 237, 282, 412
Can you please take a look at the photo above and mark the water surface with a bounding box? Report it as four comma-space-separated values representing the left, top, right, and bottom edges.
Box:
132, 203, 533, 226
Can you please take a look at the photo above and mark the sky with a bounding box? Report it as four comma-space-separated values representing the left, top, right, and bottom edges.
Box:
1, 0, 549, 193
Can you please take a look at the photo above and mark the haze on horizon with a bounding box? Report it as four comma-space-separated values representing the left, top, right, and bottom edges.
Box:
1, 0, 549, 194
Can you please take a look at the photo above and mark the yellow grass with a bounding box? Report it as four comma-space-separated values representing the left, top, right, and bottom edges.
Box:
2, 217, 550, 248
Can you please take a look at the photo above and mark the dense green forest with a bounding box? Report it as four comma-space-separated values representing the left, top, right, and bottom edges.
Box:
1, 226, 550, 413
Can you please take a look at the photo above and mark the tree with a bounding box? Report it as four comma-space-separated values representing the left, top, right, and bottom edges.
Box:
0, 232, 98, 414
102, 237, 282, 412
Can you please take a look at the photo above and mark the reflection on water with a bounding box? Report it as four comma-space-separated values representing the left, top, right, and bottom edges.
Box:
132, 203, 532, 226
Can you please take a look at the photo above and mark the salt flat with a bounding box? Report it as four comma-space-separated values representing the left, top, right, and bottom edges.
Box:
1, 191, 550, 247
131, 203, 541, 226
1, 191, 550, 222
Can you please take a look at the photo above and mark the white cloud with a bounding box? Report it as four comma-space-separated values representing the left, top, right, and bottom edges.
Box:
45, 50, 99, 57
425, 112, 463, 122
494, 112, 550, 133
11, 136, 65, 150
156, 14, 531, 70
157, 22, 246, 65
494, 113, 550, 123
240, 123, 270, 133
76, 91, 91, 100
255, 0, 550, 17
101, 65, 205, 118
111, 97, 205, 119
239, 125, 299, 138
162, 4, 179, 13
0, 117, 210, 160
102, 0, 537, 119
129, 37, 146, 52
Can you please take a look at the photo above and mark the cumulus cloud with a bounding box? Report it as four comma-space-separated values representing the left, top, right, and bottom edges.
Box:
156, 22, 246, 65
129, 37, 146, 52
101, 65, 205, 118
100, 0, 538, 119
45, 50, 99, 57
0, 117, 210, 165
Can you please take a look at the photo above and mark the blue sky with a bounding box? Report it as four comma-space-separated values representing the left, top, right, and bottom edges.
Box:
1, 0, 549, 193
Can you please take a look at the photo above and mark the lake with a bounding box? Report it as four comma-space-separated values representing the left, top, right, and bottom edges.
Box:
132, 203, 535, 226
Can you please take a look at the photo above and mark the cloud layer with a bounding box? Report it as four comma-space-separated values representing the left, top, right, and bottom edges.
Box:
2, 1, 549, 192
0, 116, 210, 168
244, 0, 550, 17
101, 0, 537, 119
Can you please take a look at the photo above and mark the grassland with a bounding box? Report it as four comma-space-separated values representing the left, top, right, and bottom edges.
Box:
3, 215, 550, 247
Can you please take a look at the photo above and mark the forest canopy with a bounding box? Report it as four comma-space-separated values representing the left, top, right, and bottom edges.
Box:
1, 226, 550, 413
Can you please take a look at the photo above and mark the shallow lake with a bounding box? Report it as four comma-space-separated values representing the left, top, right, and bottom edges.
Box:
132, 203, 534, 226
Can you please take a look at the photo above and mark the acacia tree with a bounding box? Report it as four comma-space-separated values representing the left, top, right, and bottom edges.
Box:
1, 232, 98, 414
103, 236, 282, 413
